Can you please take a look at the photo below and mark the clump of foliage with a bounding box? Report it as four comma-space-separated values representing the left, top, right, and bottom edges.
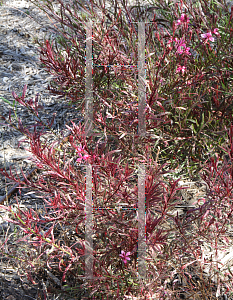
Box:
0, 0, 233, 299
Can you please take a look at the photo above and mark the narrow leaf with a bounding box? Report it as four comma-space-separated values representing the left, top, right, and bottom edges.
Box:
0, 96, 13, 107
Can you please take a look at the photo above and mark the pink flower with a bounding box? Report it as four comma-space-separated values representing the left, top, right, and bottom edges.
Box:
77, 152, 90, 162
201, 31, 215, 42
175, 37, 186, 48
212, 28, 220, 36
75, 145, 90, 162
176, 65, 186, 74
176, 14, 190, 26
183, 47, 191, 55
77, 145, 85, 153
174, 38, 191, 55
119, 250, 131, 264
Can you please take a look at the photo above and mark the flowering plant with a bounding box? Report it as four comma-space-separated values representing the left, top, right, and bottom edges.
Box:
119, 251, 131, 264
0, 0, 233, 299
26, 0, 233, 179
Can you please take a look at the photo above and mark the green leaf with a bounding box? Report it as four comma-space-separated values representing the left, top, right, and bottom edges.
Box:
221, 81, 226, 90
191, 124, 196, 135
0, 96, 14, 107
187, 119, 196, 124
195, 113, 205, 135
200, 112, 205, 131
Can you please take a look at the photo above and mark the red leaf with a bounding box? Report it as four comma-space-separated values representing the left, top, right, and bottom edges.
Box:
22, 84, 27, 100
181, 260, 196, 270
